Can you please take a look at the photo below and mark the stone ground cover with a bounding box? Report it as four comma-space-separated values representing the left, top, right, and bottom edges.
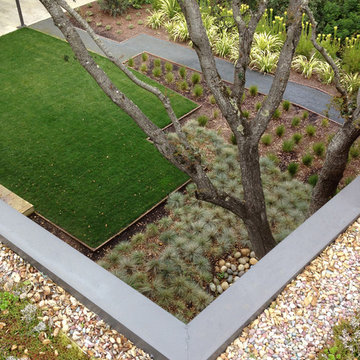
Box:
0, 28, 197, 248
0, 243, 151, 360
221, 218, 360, 360
0, 287, 89, 359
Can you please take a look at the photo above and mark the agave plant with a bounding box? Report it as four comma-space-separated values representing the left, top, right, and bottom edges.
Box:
250, 48, 280, 73
292, 54, 322, 78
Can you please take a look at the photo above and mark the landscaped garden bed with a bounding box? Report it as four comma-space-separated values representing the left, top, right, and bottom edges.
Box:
0, 28, 197, 249
94, 52, 360, 321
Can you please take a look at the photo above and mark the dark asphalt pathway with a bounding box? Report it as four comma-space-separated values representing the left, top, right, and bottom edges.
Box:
31, 18, 343, 124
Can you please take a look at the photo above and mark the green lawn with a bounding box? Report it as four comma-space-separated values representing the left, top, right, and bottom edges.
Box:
0, 28, 195, 248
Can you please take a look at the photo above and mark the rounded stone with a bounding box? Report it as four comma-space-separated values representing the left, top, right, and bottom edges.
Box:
225, 262, 231, 268
234, 251, 241, 259
213, 277, 220, 285
250, 258, 258, 265
227, 275, 233, 283
215, 266, 220, 273
239, 258, 247, 265
238, 270, 245, 276
221, 281, 229, 291
227, 269, 233, 275
218, 259, 226, 267
220, 265, 228, 273
209, 283, 216, 292
240, 248, 251, 257
250, 251, 256, 258
243, 256, 250, 263
223, 272, 229, 279
244, 263, 250, 269
231, 264, 237, 271
234, 276, 239, 282
238, 264, 245, 271
216, 285, 223, 294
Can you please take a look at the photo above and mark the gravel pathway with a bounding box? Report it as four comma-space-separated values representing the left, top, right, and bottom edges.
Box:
219, 217, 360, 360
0, 243, 152, 360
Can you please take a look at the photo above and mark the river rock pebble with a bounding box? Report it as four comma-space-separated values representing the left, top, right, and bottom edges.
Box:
218, 217, 360, 359
0, 242, 152, 359
214, 248, 257, 295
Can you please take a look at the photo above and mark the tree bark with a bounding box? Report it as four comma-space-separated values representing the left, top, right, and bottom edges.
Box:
309, 122, 360, 214
240, 142, 276, 257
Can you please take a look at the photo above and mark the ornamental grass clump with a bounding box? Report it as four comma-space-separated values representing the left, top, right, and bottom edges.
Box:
282, 100, 291, 111
127, 58, 134, 67
287, 162, 299, 177
291, 116, 301, 127
292, 133, 303, 144
349, 145, 360, 159
178, 80, 189, 91
302, 153, 313, 166
165, 72, 175, 83
249, 85, 258, 96
272, 108, 281, 119
313, 142, 325, 157
193, 84, 204, 97
276, 124, 285, 137
152, 66, 162, 77
308, 174, 318, 187
306, 125, 316, 136
209, 95, 216, 105
191, 72, 201, 85
179, 66, 186, 79
282, 139, 295, 152
197, 115, 209, 127
165, 61, 173, 72
261, 133, 272, 146
98, 122, 311, 322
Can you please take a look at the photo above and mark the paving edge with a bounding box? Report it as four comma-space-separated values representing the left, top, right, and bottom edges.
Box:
1, 177, 360, 360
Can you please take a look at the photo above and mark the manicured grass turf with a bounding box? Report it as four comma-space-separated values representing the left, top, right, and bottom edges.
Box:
0, 28, 196, 248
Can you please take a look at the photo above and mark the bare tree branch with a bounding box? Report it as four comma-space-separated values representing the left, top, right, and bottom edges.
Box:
177, 0, 238, 128
232, 0, 267, 105
304, 5, 347, 99
39, 0, 248, 219
56, 0, 192, 149
252, 0, 305, 140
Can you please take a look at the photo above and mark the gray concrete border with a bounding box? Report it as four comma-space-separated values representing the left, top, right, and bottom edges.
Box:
1, 176, 360, 359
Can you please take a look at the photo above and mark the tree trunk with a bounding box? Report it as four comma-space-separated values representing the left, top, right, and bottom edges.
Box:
309, 122, 360, 215
239, 142, 277, 258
